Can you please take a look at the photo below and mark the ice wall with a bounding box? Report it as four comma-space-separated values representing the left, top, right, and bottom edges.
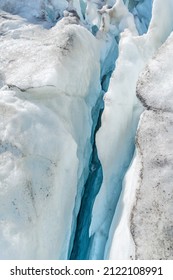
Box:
89, 28, 144, 259
105, 0, 173, 259
125, 0, 152, 34
0, 13, 101, 259
0, 0, 67, 24
130, 33, 173, 259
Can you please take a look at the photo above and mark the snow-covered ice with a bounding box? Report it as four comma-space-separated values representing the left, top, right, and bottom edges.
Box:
130, 32, 173, 259
0, 0, 172, 260
0, 11, 101, 259
90, 0, 173, 259
105, 0, 173, 259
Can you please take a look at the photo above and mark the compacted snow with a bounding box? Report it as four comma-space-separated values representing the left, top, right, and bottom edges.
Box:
0, 0, 172, 260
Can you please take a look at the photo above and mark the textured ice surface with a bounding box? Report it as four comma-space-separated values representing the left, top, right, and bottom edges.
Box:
0, 0, 67, 25
132, 110, 173, 259
106, 153, 140, 259
1, 0, 172, 260
106, 1, 173, 259
89, 29, 144, 259
130, 33, 173, 259
131, 0, 152, 34
0, 13, 101, 259
137, 33, 173, 112
92, 0, 173, 259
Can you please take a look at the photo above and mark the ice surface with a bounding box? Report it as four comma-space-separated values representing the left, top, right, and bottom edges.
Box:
0, 87, 79, 259
97, 0, 138, 35
90, 0, 173, 259
0, 0, 68, 25
130, 0, 152, 34
0, 13, 101, 259
127, 33, 173, 259
132, 110, 173, 259
105, 153, 140, 259
89, 29, 144, 258
137, 33, 173, 112
1, 0, 171, 261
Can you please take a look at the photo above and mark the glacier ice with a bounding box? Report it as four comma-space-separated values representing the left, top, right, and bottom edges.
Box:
130, 33, 173, 259
105, 0, 173, 260
0, 12, 101, 259
0, 0, 68, 25
89, 0, 173, 259
0, 0, 172, 260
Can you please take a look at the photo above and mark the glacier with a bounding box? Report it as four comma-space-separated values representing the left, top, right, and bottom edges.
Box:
0, 11, 101, 259
0, 0, 173, 260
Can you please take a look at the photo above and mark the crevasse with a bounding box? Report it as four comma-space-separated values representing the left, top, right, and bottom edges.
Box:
0, 0, 151, 260
0, 0, 173, 260
70, 0, 152, 259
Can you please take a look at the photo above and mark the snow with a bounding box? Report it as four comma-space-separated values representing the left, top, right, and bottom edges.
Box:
0, 13, 101, 259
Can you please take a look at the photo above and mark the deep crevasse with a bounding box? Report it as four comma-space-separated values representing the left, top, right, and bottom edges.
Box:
0, 0, 152, 260
0, 0, 172, 260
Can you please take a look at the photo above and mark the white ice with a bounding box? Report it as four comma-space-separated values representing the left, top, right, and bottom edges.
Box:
0, 13, 101, 259
1, 0, 169, 260
0, 0, 68, 24
105, 152, 140, 259
90, 0, 173, 259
